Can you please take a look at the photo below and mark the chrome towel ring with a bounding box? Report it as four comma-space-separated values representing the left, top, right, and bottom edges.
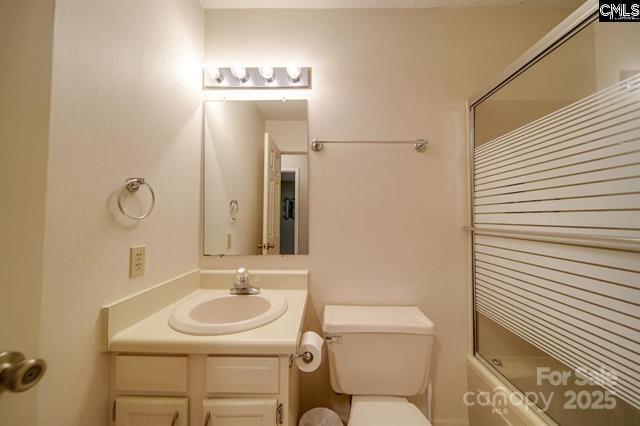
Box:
229, 200, 239, 222
117, 177, 156, 220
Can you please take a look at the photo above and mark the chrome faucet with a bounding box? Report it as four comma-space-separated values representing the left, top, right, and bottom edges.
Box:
230, 267, 260, 295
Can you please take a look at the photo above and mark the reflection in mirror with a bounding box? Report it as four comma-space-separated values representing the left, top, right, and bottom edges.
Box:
203, 100, 309, 256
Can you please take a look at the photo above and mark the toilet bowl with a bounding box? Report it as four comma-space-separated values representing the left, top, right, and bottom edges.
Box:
322, 305, 435, 426
348, 396, 430, 426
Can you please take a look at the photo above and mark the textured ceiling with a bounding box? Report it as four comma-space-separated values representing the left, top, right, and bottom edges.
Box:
201, 0, 582, 9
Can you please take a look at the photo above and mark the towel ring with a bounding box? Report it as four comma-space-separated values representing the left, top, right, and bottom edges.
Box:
117, 177, 156, 220
229, 200, 239, 222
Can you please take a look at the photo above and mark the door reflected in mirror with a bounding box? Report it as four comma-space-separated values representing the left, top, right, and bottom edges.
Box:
203, 100, 309, 256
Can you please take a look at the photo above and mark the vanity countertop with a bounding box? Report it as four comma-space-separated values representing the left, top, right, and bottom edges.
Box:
109, 287, 308, 355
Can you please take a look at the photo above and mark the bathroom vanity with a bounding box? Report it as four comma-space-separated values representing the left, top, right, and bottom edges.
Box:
110, 354, 296, 426
102, 270, 308, 426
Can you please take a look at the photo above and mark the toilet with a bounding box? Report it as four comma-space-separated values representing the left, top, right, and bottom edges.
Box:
322, 305, 435, 426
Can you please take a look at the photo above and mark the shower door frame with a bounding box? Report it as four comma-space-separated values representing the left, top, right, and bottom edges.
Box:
465, 0, 600, 414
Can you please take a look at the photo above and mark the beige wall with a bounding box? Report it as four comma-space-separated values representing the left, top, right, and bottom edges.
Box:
595, 23, 640, 88
204, 101, 264, 255
201, 8, 571, 424
0, 0, 54, 424
38, 1, 204, 425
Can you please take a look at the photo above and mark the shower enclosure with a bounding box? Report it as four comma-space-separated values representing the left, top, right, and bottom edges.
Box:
468, 2, 639, 424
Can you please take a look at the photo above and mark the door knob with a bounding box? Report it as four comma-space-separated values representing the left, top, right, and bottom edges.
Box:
0, 351, 46, 393
257, 242, 275, 249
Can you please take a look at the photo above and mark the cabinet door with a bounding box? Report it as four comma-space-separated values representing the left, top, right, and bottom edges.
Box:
203, 398, 278, 426
115, 355, 188, 394
206, 356, 279, 394
115, 397, 188, 426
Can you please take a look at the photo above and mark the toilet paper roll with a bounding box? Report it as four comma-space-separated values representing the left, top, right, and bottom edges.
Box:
295, 331, 324, 373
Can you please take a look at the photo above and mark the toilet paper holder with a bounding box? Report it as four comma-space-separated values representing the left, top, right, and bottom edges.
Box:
289, 351, 314, 367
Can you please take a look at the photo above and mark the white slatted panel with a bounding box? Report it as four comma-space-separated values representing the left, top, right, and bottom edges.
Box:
473, 75, 640, 409
474, 74, 640, 239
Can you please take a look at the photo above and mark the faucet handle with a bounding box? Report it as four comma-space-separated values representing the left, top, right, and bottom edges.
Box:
236, 267, 248, 282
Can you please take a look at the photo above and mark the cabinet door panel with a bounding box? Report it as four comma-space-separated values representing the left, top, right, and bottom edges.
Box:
203, 398, 277, 426
115, 397, 187, 426
206, 357, 279, 394
115, 355, 188, 394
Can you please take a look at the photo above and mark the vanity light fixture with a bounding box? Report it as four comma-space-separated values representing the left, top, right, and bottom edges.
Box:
230, 65, 249, 83
203, 66, 310, 89
286, 66, 302, 83
204, 65, 224, 83
258, 67, 275, 83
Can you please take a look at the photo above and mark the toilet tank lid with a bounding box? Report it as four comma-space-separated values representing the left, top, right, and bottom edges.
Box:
322, 305, 435, 335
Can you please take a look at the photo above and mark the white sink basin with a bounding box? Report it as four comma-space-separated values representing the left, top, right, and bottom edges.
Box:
168, 290, 288, 335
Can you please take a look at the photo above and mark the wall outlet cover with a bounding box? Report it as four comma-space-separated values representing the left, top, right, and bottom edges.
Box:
129, 246, 146, 278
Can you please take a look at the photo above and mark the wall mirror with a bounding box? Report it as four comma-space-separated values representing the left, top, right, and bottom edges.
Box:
203, 100, 309, 256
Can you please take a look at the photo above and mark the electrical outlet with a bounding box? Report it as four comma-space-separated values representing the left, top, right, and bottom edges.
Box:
129, 246, 145, 278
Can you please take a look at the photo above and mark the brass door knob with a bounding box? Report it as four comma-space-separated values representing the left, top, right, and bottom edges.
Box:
0, 351, 46, 393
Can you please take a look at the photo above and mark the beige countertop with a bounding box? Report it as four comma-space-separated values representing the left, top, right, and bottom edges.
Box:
109, 288, 308, 355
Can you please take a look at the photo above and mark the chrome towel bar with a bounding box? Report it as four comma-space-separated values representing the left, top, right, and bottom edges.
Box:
310, 138, 428, 153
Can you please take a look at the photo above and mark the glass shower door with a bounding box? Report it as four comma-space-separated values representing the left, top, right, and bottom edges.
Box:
470, 14, 640, 426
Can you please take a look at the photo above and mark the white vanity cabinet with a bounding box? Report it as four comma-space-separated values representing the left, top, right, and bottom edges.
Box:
205, 357, 280, 394
114, 397, 188, 426
110, 354, 299, 426
202, 398, 279, 426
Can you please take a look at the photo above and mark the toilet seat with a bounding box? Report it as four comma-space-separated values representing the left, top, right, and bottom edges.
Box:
348, 396, 430, 426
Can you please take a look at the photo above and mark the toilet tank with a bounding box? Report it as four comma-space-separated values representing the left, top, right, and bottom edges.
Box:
322, 305, 435, 396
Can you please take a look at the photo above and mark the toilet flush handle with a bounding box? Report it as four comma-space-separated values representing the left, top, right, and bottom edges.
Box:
325, 335, 342, 344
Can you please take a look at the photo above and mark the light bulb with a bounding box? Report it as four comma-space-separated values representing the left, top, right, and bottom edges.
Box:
231, 65, 249, 83
286, 66, 302, 83
258, 67, 275, 82
204, 65, 223, 83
